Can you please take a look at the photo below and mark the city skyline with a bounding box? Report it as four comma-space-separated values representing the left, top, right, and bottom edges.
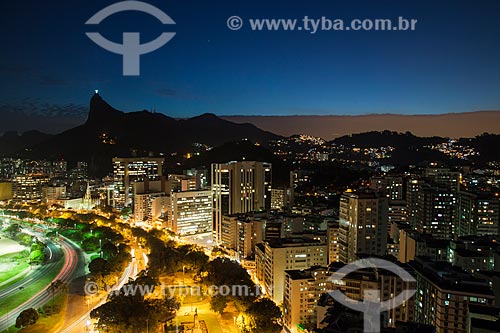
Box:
2, 2, 500, 333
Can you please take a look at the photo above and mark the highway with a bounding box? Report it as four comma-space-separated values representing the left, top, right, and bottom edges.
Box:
56, 257, 138, 333
0, 242, 61, 300
0, 236, 80, 332
56, 241, 145, 333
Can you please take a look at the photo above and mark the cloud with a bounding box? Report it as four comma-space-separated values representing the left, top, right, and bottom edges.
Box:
156, 88, 178, 96
0, 63, 71, 87
0, 100, 88, 134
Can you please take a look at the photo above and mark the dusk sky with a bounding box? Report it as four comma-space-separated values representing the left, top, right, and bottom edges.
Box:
2, 0, 500, 133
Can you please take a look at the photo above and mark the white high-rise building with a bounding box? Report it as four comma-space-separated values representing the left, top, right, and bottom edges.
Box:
255, 238, 327, 303
168, 190, 212, 235
133, 179, 167, 225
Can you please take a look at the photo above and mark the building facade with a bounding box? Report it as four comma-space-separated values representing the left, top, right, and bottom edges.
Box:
283, 266, 329, 333
168, 190, 212, 235
411, 257, 495, 333
12, 174, 49, 202
338, 191, 388, 263
255, 238, 327, 303
113, 157, 164, 207
211, 161, 272, 243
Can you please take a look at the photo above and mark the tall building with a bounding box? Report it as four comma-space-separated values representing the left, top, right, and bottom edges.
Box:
327, 261, 416, 328
113, 157, 164, 207
211, 161, 272, 243
237, 217, 264, 260
423, 167, 461, 192
370, 175, 404, 201
283, 266, 329, 333
397, 230, 448, 263
410, 257, 495, 333
167, 174, 201, 192
388, 200, 408, 224
406, 178, 424, 230
417, 186, 457, 239
12, 174, 49, 202
218, 214, 264, 260
168, 190, 212, 235
255, 238, 327, 303
327, 221, 340, 264
271, 187, 292, 211
338, 191, 388, 263
43, 185, 67, 201
133, 179, 168, 225
458, 191, 499, 236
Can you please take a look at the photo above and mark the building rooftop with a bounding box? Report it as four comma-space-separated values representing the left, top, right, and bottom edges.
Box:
266, 237, 325, 248
410, 257, 494, 296
454, 247, 488, 258
285, 266, 328, 280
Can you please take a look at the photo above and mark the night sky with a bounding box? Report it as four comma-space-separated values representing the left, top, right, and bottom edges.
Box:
1, 0, 500, 133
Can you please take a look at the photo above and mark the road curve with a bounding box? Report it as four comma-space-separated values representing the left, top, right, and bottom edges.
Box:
0, 237, 79, 331
0, 242, 62, 300
56, 257, 138, 333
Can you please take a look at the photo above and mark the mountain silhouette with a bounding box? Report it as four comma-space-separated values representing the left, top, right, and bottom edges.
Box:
0, 130, 53, 155
22, 93, 280, 176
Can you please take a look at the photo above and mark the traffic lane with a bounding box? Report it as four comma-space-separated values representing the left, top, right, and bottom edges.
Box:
0, 237, 79, 331
0, 240, 62, 299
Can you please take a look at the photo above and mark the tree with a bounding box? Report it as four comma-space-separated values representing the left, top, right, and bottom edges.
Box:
89, 258, 110, 275
102, 242, 118, 259
81, 237, 100, 252
91, 275, 180, 333
4, 223, 21, 237
210, 295, 227, 314
120, 207, 132, 218
30, 249, 45, 264
15, 308, 39, 328
31, 241, 46, 253
245, 298, 282, 333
